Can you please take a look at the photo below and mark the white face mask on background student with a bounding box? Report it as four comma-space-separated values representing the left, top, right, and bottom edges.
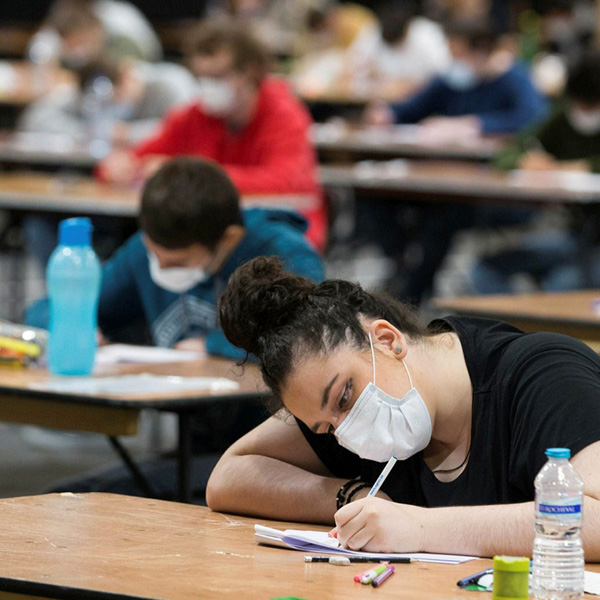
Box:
334, 332, 432, 463
148, 251, 210, 293
195, 77, 236, 116
444, 60, 477, 91
567, 105, 600, 136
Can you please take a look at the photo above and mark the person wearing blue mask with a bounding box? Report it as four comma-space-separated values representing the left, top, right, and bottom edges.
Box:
362, 18, 549, 305
26, 157, 324, 358
207, 256, 600, 559
367, 17, 548, 138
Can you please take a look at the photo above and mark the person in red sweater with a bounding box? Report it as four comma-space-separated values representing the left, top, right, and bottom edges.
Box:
98, 21, 326, 250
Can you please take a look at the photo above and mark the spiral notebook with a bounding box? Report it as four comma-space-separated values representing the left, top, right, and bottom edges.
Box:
254, 525, 478, 564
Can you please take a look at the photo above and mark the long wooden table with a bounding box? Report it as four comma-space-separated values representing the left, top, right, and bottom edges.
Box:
313, 123, 507, 162
0, 493, 598, 600
0, 172, 321, 217
434, 290, 600, 348
0, 493, 517, 599
0, 357, 267, 503
320, 162, 600, 206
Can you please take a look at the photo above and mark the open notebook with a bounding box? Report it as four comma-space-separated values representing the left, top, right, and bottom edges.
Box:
255, 525, 478, 564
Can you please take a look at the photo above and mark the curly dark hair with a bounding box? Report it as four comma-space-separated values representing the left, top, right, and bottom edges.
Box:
219, 257, 433, 408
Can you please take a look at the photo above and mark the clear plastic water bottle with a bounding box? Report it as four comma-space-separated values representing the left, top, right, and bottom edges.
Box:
532, 448, 585, 600
47, 218, 101, 376
81, 74, 114, 158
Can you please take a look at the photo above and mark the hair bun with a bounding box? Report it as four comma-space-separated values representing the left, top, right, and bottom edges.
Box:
219, 256, 315, 356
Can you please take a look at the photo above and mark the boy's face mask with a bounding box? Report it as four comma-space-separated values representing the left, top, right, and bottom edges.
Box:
148, 251, 209, 293
444, 60, 478, 91
334, 332, 432, 463
195, 77, 236, 116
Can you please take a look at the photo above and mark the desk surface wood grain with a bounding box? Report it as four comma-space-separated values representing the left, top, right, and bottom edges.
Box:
2, 492, 585, 600
435, 290, 600, 345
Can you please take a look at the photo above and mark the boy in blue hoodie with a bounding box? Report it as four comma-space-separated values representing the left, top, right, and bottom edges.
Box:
28, 157, 324, 359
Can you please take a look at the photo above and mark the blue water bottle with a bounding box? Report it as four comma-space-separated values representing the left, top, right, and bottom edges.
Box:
47, 217, 101, 375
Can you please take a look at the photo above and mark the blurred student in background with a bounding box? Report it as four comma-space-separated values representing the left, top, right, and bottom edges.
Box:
27, 157, 324, 357
363, 17, 548, 305
18, 57, 196, 270
474, 49, 600, 294
28, 0, 163, 71
20, 57, 196, 146
98, 20, 326, 251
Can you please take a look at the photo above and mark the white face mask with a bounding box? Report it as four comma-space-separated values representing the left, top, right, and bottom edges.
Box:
567, 106, 600, 136
334, 332, 432, 463
444, 60, 477, 91
196, 77, 236, 116
148, 251, 210, 293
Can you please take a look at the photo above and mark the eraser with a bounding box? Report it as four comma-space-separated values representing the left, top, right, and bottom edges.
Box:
329, 556, 351, 566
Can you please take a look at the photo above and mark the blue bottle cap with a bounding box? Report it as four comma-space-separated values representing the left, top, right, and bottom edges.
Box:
546, 448, 571, 459
58, 217, 93, 247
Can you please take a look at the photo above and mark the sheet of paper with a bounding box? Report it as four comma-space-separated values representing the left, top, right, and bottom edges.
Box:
585, 571, 600, 595
30, 373, 239, 396
254, 525, 478, 564
96, 344, 204, 365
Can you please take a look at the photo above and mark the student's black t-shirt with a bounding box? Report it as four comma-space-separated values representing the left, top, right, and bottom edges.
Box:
296, 316, 600, 507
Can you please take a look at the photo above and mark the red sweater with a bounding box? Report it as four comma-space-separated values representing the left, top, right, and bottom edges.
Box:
132, 77, 326, 250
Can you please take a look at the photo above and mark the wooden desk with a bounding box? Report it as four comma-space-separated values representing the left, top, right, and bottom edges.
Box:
0, 172, 320, 217
434, 290, 600, 349
313, 123, 507, 162
0, 493, 486, 599
1, 493, 598, 600
0, 358, 267, 503
320, 162, 600, 206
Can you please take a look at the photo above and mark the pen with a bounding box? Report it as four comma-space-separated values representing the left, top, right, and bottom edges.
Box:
367, 456, 398, 497
372, 565, 395, 588
457, 567, 493, 587
304, 556, 411, 564
329, 456, 399, 540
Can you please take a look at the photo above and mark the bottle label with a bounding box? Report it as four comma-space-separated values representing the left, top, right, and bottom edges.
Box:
539, 503, 581, 515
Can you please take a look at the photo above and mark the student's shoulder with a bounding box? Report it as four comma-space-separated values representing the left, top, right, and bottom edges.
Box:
242, 208, 311, 247
258, 78, 312, 124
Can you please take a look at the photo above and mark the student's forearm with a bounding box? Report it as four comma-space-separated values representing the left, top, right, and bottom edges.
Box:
206, 454, 343, 523
421, 502, 534, 557
422, 497, 600, 559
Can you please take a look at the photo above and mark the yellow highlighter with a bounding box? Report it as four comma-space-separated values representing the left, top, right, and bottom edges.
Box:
0, 336, 41, 358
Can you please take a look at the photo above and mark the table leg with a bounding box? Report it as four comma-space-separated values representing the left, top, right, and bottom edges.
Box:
177, 412, 193, 503
108, 436, 157, 498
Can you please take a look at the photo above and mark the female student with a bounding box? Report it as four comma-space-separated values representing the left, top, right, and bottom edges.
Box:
206, 257, 600, 559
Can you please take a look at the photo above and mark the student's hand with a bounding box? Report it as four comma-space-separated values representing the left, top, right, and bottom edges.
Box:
98, 149, 139, 184
418, 116, 482, 146
334, 496, 425, 553
174, 338, 206, 353
364, 101, 394, 126
518, 150, 558, 171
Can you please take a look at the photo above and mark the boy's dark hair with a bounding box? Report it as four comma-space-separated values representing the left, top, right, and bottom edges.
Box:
186, 20, 270, 84
444, 18, 501, 54
566, 50, 600, 104
379, 3, 419, 45
140, 157, 243, 251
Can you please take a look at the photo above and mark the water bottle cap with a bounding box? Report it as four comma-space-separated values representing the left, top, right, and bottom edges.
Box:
58, 217, 93, 247
493, 555, 530, 572
545, 447, 571, 459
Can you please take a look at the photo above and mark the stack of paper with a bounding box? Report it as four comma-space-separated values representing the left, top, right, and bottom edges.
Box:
255, 525, 477, 564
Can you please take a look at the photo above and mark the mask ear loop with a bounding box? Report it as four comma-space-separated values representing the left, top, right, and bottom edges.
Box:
367, 331, 376, 384
402, 360, 414, 389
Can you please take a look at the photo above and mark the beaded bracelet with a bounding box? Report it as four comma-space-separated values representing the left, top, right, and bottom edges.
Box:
336, 479, 370, 510
336, 478, 360, 510
346, 482, 370, 504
